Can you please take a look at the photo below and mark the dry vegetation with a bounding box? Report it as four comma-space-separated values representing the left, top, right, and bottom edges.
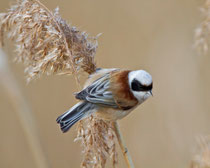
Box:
76, 117, 117, 168
195, 0, 210, 54
193, 0, 210, 167
1, 0, 210, 167
191, 136, 210, 168
0, 0, 98, 83
0, 0, 120, 167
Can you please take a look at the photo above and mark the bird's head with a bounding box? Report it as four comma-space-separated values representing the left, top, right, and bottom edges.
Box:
128, 70, 153, 103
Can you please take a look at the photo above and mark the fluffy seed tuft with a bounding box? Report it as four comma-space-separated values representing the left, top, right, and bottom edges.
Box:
194, 0, 210, 54
0, 1, 119, 167
76, 116, 118, 168
191, 136, 210, 168
0, 0, 98, 82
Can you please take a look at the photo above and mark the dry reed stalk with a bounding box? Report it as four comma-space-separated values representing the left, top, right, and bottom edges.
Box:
0, 49, 49, 168
113, 122, 134, 168
191, 136, 210, 168
194, 0, 210, 54
0, 0, 134, 167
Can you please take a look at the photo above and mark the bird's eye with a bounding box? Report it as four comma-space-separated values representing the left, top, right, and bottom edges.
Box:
131, 79, 142, 91
131, 79, 153, 92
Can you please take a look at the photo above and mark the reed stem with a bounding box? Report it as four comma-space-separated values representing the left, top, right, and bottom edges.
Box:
113, 121, 135, 168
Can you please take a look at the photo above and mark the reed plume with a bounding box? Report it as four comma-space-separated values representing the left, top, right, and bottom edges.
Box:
0, 0, 97, 83
76, 117, 117, 168
193, 1, 210, 166
191, 136, 210, 168
194, 0, 210, 54
0, 0, 123, 167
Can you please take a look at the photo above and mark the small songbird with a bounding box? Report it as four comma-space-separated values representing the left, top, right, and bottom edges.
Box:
56, 68, 153, 133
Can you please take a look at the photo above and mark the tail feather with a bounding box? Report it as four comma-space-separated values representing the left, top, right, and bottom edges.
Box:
56, 102, 95, 133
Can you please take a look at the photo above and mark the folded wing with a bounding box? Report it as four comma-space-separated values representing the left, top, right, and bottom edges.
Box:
75, 73, 118, 108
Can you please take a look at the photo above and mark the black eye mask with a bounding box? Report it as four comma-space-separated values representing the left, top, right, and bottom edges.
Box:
131, 79, 153, 92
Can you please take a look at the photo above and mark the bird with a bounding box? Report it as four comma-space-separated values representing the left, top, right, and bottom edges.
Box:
56, 68, 153, 133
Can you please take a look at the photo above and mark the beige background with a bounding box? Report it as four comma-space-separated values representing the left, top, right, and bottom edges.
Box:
0, 0, 209, 168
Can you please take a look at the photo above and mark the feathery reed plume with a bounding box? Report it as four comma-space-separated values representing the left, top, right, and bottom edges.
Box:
0, 0, 97, 82
76, 117, 117, 168
191, 136, 210, 168
194, 0, 210, 54
0, 1, 134, 167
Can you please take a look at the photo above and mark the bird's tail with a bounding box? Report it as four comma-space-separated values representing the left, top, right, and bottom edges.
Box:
56, 101, 96, 133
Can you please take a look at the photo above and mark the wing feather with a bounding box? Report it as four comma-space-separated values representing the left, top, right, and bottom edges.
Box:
75, 72, 118, 108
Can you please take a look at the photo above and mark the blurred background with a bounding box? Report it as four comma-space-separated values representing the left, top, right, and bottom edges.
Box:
0, 0, 209, 167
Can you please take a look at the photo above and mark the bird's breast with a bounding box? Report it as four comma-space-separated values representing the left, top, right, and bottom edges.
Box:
94, 107, 135, 121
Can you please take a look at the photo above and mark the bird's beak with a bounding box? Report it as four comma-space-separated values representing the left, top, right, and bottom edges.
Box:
149, 90, 153, 96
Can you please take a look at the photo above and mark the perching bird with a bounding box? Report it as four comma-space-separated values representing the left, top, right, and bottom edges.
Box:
56, 68, 153, 133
